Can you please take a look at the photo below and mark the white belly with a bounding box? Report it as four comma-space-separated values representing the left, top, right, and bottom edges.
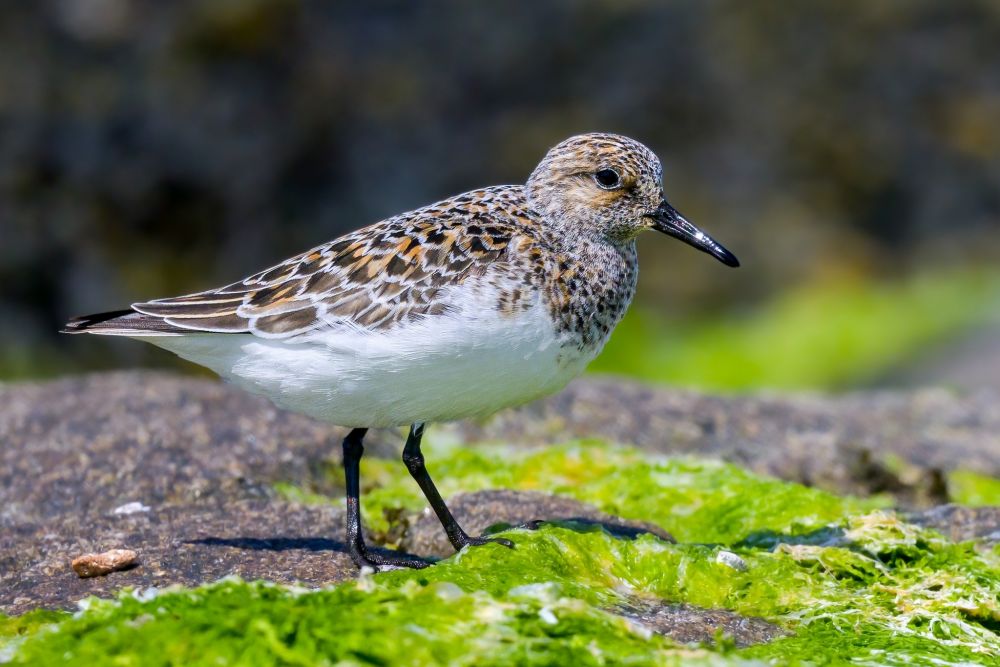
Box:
137, 291, 596, 428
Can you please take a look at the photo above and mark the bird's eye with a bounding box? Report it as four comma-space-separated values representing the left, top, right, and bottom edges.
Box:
594, 168, 621, 189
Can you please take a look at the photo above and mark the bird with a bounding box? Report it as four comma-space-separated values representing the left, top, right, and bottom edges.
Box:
64, 133, 739, 571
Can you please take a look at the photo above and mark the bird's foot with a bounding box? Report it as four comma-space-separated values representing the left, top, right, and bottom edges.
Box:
351, 546, 429, 572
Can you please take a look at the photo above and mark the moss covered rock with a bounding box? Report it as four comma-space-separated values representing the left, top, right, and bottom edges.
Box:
1, 372, 998, 664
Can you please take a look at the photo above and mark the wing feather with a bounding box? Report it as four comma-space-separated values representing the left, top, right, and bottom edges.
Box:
130, 187, 534, 339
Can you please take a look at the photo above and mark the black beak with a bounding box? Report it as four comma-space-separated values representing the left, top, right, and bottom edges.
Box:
646, 201, 740, 268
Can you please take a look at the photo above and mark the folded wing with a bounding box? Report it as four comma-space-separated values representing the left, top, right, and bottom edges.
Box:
129, 215, 514, 339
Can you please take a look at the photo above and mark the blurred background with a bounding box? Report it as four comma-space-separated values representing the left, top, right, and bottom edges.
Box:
1, 0, 998, 391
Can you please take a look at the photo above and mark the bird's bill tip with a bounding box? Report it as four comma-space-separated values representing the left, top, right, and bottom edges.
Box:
649, 202, 740, 268
713, 246, 740, 268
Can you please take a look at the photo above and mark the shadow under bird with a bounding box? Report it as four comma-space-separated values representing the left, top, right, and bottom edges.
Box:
65, 133, 739, 571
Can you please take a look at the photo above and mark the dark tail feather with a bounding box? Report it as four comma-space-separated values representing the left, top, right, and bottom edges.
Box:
62, 309, 187, 335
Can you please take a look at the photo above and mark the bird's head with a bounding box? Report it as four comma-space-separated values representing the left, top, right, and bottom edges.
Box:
525, 133, 739, 267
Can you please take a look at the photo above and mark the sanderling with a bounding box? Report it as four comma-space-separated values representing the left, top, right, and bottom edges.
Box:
65, 133, 739, 570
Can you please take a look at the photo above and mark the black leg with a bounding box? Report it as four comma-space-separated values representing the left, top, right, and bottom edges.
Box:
402, 423, 514, 553
342, 427, 427, 571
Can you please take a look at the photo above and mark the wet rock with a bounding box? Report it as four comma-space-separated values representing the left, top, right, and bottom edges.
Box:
0, 371, 401, 529
0, 373, 676, 614
5, 372, 998, 521
906, 505, 1000, 547
2, 371, 998, 616
614, 599, 789, 648
400, 489, 673, 559
0, 499, 372, 615
457, 378, 1000, 505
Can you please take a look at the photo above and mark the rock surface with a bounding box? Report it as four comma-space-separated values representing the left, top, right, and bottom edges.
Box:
460, 377, 1000, 505
1, 500, 360, 616
907, 505, 1000, 547
2, 371, 998, 625
615, 600, 789, 648
0, 372, 395, 529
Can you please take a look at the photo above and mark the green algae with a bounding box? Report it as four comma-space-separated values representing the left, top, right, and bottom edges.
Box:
592, 268, 1000, 390
351, 439, 884, 544
4, 559, 747, 667
0, 610, 65, 642
0, 609, 67, 663
947, 470, 1000, 507
5, 442, 999, 665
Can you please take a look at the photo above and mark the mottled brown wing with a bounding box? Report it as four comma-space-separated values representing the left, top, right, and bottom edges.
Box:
131, 212, 515, 338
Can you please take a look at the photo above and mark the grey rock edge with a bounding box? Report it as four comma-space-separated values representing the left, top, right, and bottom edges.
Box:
455, 375, 1000, 505
2, 372, 998, 646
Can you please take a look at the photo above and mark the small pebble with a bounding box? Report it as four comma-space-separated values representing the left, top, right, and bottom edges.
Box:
113, 501, 151, 515
71, 549, 138, 578
715, 550, 747, 572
